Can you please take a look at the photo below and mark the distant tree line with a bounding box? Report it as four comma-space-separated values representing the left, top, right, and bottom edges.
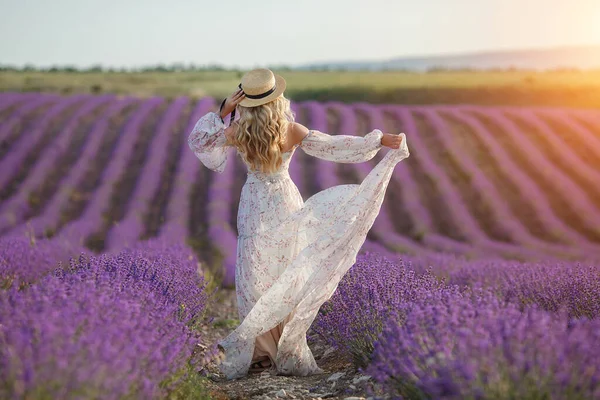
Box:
0, 63, 295, 73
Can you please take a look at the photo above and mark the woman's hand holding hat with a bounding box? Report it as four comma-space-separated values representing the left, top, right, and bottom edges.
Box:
219, 88, 246, 120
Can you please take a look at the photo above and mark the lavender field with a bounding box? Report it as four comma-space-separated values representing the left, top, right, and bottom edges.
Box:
1, 92, 599, 399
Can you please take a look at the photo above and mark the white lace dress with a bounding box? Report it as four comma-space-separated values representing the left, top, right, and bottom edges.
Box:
188, 111, 410, 380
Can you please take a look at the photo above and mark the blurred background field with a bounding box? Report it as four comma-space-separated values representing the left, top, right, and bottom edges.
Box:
2, 68, 600, 107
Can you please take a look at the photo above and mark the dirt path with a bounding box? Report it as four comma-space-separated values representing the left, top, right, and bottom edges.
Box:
195, 288, 387, 400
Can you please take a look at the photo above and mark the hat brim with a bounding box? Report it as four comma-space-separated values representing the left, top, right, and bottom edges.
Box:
238, 74, 286, 107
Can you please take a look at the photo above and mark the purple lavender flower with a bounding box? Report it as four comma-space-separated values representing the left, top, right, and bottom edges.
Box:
0, 237, 212, 399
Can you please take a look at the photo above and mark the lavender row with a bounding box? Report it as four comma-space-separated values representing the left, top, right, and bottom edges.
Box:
0, 92, 30, 112
105, 97, 189, 253
551, 110, 600, 163
416, 107, 557, 260
388, 106, 477, 256
157, 98, 213, 243
480, 109, 600, 232
7, 98, 138, 238
445, 108, 598, 253
205, 146, 238, 287
416, 107, 553, 259
0, 95, 113, 233
365, 103, 504, 256
0, 95, 85, 191
0, 94, 58, 143
392, 108, 507, 258
469, 108, 600, 249
439, 107, 592, 259
518, 110, 600, 189
56, 97, 164, 245
420, 108, 537, 246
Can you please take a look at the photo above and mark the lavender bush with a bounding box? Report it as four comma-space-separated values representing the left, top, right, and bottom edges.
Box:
406, 254, 600, 320
0, 238, 213, 399
366, 289, 600, 399
310, 252, 453, 368
0, 234, 86, 289
312, 252, 600, 398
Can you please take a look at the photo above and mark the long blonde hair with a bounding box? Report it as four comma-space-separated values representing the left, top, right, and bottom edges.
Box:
226, 95, 295, 174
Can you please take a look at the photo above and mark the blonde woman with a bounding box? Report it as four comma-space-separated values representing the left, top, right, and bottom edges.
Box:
188, 68, 409, 380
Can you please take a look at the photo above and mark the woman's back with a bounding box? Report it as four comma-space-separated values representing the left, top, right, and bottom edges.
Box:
233, 122, 309, 182
242, 143, 298, 183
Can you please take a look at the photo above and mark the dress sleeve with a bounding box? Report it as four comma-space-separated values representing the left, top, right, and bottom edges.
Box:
298, 129, 384, 163
188, 111, 231, 173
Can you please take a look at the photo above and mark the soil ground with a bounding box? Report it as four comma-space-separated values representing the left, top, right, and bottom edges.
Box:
194, 288, 388, 400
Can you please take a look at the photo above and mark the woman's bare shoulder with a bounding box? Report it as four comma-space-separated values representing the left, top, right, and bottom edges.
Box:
288, 122, 310, 145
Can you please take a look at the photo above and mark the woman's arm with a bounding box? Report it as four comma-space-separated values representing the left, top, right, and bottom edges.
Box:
187, 88, 246, 172
291, 122, 403, 149
291, 122, 405, 163
188, 112, 231, 173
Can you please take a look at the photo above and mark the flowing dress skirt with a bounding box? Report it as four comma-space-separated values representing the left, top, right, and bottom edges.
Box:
218, 134, 410, 380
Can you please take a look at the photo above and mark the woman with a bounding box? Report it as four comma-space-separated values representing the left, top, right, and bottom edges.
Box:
188, 68, 409, 380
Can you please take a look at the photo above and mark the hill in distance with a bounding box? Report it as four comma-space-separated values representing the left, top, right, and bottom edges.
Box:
297, 45, 600, 71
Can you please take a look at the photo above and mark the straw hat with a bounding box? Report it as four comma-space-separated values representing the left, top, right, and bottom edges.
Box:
238, 68, 286, 107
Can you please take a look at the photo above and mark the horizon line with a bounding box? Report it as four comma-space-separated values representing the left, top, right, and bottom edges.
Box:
2, 42, 599, 70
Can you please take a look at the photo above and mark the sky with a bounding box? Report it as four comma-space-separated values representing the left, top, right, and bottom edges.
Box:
1, 0, 600, 69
